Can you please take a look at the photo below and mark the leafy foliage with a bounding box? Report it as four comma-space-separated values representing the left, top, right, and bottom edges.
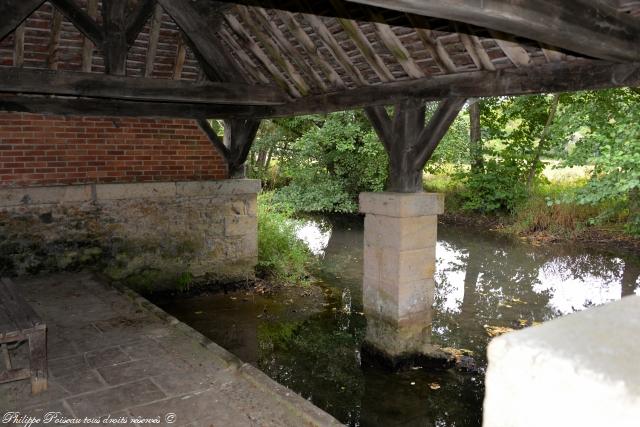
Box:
257, 193, 311, 283
272, 111, 387, 213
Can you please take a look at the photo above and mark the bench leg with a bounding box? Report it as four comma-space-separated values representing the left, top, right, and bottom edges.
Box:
28, 329, 48, 395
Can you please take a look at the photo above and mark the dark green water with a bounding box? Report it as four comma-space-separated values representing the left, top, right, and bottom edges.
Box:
153, 218, 640, 427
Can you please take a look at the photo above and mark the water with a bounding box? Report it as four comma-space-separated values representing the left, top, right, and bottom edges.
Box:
153, 217, 640, 427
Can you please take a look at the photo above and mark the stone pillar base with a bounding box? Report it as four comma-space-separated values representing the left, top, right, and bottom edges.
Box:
359, 192, 446, 370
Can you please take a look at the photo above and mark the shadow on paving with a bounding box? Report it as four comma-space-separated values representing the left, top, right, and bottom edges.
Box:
0, 272, 341, 427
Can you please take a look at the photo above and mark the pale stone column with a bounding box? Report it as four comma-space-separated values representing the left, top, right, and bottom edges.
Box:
359, 192, 444, 363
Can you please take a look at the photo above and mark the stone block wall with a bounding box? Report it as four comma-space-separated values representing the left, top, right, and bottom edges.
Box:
0, 180, 260, 292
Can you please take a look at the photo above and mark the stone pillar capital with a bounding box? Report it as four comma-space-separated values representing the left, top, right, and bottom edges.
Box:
359, 192, 444, 217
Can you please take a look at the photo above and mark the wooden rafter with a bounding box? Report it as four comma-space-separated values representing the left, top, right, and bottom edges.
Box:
219, 28, 271, 84
49, 0, 103, 47
253, 8, 327, 91
275, 10, 345, 89
13, 23, 26, 68
235, 6, 310, 95
144, 3, 163, 78
455, 24, 496, 71
47, 8, 64, 70
225, 13, 301, 97
173, 34, 187, 80
81, 0, 98, 72
157, 0, 242, 83
301, 13, 367, 86
490, 31, 531, 68
407, 15, 457, 74
329, 0, 395, 82
0, 68, 288, 105
346, 0, 640, 62
370, 12, 425, 79
0, 0, 45, 42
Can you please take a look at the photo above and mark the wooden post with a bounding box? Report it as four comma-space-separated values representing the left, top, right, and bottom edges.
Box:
28, 328, 48, 394
365, 97, 466, 192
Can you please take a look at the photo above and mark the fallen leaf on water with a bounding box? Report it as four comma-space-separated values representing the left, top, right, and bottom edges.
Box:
518, 319, 528, 327
194, 311, 203, 315
484, 325, 515, 337
429, 383, 441, 390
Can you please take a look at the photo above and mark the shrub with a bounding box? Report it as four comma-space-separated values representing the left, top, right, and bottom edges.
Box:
257, 193, 311, 284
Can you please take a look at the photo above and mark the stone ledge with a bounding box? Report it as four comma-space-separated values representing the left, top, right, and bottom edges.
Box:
484, 295, 640, 427
359, 192, 444, 217
0, 180, 261, 207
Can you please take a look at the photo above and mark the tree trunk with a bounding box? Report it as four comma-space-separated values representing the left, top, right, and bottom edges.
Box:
526, 94, 560, 191
469, 100, 483, 174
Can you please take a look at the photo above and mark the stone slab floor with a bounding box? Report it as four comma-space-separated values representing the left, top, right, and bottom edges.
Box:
0, 272, 341, 427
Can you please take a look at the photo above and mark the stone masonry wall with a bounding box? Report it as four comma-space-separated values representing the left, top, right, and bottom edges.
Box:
0, 180, 260, 292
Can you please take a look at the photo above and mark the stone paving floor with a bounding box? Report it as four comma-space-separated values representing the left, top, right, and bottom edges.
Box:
0, 272, 341, 427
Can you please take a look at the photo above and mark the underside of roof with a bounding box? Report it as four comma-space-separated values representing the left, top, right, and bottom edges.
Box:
0, 0, 639, 119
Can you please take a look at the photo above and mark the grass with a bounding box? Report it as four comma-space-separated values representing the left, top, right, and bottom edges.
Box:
424, 164, 634, 242
256, 192, 312, 284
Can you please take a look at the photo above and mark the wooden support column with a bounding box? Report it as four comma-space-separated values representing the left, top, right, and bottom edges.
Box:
198, 119, 261, 178
365, 97, 467, 192
102, 0, 128, 75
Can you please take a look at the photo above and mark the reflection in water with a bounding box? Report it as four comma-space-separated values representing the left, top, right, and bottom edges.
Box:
154, 217, 640, 427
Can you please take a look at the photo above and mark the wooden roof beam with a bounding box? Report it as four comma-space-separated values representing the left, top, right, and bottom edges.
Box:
157, 0, 242, 82
50, 0, 103, 47
266, 61, 640, 117
0, 0, 45, 42
345, 0, 640, 62
0, 68, 289, 105
0, 94, 271, 119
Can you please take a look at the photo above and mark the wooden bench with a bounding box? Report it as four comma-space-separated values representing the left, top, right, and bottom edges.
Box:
0, 277, 48, 394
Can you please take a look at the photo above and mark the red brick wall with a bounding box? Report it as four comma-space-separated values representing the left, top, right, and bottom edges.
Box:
0, 113, 228, 187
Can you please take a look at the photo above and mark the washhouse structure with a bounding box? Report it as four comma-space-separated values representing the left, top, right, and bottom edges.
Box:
0, 0, 639, 424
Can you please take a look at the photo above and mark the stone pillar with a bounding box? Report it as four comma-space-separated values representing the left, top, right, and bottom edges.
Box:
359, 192, 447, 368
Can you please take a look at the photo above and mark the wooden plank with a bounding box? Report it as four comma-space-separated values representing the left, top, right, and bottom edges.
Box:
0, 94, 273, 119
253, 8, 327, 91
0, 0, 46, 42
13, 22, 26, 68
0, 301, 16, 337
144, 3, 163, 78
29, 329, 48, 394
0, 67, 288, 105
173, 34, 187, 80
0, 368, 30, 384
490, 31, 532, 68
235, 6, 310, 96
50, 0, 103, 46
1, 344, 11, 369
0, 278, 42, 332
275, 10, 345, 89
345, 0, 640, 62
301, 13, 367, 86
225, 13, 302, 97
329, 0, 395, 82
266, 61, 640, 118
47, 8, 64, 70
370, 12, 425, 79
541, 44, 566, 63
408, 15, 456, 74
219, 28, 271, 84
157, 0, 242, 82
81, 0, 98, 72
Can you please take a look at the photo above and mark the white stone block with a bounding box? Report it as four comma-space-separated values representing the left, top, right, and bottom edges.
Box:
0, 184, 92, 207
484, 295, 640, 427
176, 179, 261, 196
364, 214, 437, 250
95, 182, 177, 200
360, 192, 444, 217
